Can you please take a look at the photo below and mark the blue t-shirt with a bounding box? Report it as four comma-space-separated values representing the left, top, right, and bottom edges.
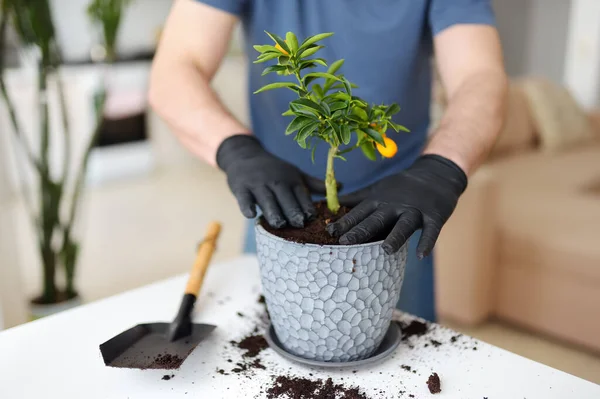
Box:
197, 0, 495, 195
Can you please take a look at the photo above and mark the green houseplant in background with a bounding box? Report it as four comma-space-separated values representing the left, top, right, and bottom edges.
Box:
253, 31, 409, 213
0, 0, 131, 319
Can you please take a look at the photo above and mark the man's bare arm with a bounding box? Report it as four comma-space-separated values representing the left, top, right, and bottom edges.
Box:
423, 25, 508, 176
148, 0, 250, 167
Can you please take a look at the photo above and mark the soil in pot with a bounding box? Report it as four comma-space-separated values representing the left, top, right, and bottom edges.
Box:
261, 201, 386, 245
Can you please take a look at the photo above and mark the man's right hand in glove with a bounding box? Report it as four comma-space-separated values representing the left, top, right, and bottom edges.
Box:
216, 134, 327, 228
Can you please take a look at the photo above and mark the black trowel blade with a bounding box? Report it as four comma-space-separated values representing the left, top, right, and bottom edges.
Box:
99, 322, 216, 369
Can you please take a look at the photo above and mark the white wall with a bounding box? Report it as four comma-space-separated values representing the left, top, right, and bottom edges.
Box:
50, 0, 173, 61
492, 0, 572, 83
0, 127, 27, 330
493, 0, 600, 108
563, 0, 600, 109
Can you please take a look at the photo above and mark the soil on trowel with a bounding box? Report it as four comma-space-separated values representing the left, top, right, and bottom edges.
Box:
151, 354, 184, 369
266, 375, 369, 399
427, 372, 442, 394
261, 201, 359, 245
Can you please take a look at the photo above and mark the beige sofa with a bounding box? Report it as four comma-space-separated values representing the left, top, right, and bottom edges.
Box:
434, 78, 600, 353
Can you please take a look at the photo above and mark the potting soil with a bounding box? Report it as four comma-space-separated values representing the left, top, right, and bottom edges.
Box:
261, 201, 356, 245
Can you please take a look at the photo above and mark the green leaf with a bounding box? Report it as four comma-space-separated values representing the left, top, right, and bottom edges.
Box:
342, 77, 352, 95
299, 45, 324, 58
327, 59, 345, 74
321, 101, 331, 116
254, 82, 301, 94
365, 128, 385, 145
298, 61, 317, 70
297, 138, 308, 149
291, 106, 320, 118
335, 154, 348, 161
262, 65, 288, 76
389, 121, 410, 132
346, 114, 363, 123
328, 101, 348, 112
290, 98, 326, 116
311, 144, 317, 163
278, 55, 290, 64
299, 32, 334, 50
312, 58, 328, 67
331, 110, 344, 119
327, 120, 342, 142
351, 107, 368, 121
385, 103, 401, 116
326, 92, 351, 102
286, 116, 316, 135
313, 84, 324, 99
350, 82, 359, 88
282, 108, 295, 116
297, 121, 319, 141
360, 142, 377, 161
303, 72, 342, 82
351, 96, 369, 107
304, 76, 318, 87
253, 52, 281, 63
341, 124, 351, 145
265, 31, 290, 53
253, 44, 278, 53
285, 31, 298, 52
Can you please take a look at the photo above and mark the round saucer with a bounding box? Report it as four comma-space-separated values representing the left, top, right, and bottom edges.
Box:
264, 321, 401, 369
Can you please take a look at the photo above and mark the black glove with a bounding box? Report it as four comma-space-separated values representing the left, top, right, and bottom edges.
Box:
216, 134, 327, 228
326, 154, 468, 258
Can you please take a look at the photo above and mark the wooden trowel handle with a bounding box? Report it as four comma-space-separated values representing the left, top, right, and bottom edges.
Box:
185, 221, 221, 296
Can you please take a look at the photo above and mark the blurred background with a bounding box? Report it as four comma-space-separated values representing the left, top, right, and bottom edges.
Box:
1, 0, 599, 385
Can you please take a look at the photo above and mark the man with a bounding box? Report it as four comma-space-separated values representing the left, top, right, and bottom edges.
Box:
149, 0, 508, 322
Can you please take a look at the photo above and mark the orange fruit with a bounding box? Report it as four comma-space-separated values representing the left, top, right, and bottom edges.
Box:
376, 136, 397, 158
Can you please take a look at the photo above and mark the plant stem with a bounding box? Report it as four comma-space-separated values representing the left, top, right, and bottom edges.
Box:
326, 145, 340, 213
56, 70, 71, 184
40, 244, 56, 303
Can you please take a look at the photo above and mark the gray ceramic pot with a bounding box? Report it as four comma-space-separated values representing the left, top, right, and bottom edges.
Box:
255, 221, 407, 362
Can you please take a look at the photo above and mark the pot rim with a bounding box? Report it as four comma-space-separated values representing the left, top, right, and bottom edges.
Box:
254, 218, 389, 249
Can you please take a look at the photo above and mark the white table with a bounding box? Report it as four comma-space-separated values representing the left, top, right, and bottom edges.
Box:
1, 255, 598, 399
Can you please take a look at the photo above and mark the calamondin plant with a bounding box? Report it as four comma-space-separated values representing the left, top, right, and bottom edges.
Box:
253, 31, 409, 214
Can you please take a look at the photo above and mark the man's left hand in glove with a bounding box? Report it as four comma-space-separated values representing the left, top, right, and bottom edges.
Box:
326, 154, 468, 259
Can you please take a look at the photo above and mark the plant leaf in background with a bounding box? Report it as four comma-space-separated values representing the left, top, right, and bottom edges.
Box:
0, 0, 132, 304
87, 0, 133, 61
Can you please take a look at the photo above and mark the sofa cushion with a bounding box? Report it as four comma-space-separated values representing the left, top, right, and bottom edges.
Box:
488, 83, 537, 160
520, 78, 596, 153
590, 110, 600, 140
486, 144, 600, 282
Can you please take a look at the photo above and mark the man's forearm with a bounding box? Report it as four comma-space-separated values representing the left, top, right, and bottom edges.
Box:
423, 69, 508, 176
148, 58, 251, 167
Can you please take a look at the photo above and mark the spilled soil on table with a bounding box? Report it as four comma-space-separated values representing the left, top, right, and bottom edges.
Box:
427, 372, 442, 394
266, 376, 368, 399
207, 294, 482, 398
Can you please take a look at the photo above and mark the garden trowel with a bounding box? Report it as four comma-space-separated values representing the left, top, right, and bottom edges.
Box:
99, 222, 221, 370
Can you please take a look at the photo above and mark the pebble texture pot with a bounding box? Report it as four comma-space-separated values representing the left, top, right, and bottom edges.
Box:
255, 221, 407, 362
